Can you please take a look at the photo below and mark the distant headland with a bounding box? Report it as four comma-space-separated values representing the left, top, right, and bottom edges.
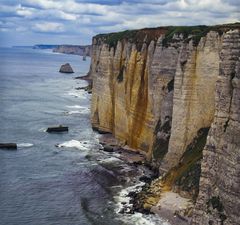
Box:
12, 44, 92, 57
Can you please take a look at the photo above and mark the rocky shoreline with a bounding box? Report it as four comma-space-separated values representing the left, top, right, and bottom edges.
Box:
97, 133, 192, 225
75, 70, 194, 225
71, 79, 195, 225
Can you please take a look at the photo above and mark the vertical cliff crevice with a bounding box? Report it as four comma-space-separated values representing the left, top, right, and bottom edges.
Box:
129, 48, 148, 148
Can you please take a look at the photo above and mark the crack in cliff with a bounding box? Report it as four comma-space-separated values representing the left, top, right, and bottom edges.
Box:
129, 47, 149, 149
223, 71, 236, 132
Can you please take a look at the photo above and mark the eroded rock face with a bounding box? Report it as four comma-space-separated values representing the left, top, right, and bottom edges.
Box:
89, 26, 240, 224
160, 31, 221, 172
90, 32, 183, 159
90, 29, 221, 164
192, 29, 240, 225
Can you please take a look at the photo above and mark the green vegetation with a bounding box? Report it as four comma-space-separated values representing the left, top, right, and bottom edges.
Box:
162, 23, 240, 46
207, 196, 224, 212
207, 196, 227, 224
162, 25, 209, 46
95, 30, 137, 49
162, 127, 210, 200
95, 22, 240, 49
152, 118, 171, 161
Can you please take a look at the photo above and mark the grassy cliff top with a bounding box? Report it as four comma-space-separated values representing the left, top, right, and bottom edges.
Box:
94, 22, 240, 48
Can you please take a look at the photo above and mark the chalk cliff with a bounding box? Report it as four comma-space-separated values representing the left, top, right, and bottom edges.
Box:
192, 29, 240, 225
89, 24, 240, 224
53, 45, 92, 56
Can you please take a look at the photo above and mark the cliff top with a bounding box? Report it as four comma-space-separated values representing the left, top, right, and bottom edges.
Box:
94, 22, 240, 48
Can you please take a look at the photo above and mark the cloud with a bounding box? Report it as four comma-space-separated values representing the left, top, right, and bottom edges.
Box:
32, 22, 65, 32
0, 0, 239, 46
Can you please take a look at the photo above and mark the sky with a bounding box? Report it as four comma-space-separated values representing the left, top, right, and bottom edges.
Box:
0, 0, 239, 46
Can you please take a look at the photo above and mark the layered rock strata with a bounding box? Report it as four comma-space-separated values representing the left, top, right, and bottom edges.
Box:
89, 24, 240, 224
192, 29, 240, 225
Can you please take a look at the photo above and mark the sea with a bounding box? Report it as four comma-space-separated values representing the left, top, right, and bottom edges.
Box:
0, 47, 169, 225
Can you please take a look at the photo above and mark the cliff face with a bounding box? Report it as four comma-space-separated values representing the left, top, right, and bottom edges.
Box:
192, 29, 240, 225
53, 45, 92, 56
160, 31, 221, 172
89, 24, 240, 224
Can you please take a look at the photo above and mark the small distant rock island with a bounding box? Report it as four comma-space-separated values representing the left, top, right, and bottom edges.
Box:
59, 63, 74, 73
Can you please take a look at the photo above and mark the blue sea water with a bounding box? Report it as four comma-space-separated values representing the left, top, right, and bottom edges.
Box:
0, 48, 169, 225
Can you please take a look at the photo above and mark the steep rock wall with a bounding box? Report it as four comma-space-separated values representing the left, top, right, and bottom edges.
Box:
90, 28, 221, 165
90, 30, 180, 156
161, 31, 221, 172
89, 25, 240, 224
192, 29, 240, 225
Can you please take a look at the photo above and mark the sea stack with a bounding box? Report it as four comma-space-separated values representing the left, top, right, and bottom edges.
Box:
59, 63, 74, 73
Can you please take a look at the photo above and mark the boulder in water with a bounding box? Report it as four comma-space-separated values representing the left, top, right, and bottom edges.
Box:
59, 63, 74, 73
0, 143, 17, 150
46, 126, 68, 133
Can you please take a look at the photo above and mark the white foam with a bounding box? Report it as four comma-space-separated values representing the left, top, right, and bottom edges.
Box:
114, 183, 144, 209
18, 143, 34, 148
66, 105, 90, 114
114, 183, 170, 225
65, 109, 89, 115
99, 156, 122, 164
65, 110, 81, 115
57, 140, 91, 150
67, 90, 86, 99
122, 212, 170, 225
67, 105, 84, 109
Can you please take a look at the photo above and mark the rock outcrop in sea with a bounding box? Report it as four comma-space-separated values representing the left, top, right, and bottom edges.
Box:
88, 23, 240, 225
59, 63, 74, 73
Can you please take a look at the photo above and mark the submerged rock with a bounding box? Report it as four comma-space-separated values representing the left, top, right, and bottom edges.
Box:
46, 126, 68, 133
59, 63, 74, 73
103, 145, 114, 152
139, 176, 152, 184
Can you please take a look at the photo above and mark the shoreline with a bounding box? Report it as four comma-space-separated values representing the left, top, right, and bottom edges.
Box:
94, 132, 191, 225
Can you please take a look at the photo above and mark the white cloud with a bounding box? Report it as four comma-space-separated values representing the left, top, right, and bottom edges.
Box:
16, 5, 36, 17
25, 0, 110, 14
0, 0, 239, 46
57, 11, 78, 20
32, 22, 65, 32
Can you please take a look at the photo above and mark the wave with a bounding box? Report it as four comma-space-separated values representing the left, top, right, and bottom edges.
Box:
67, 90, 86, 99
114, 183, 170, 225
39, 127, 47, 132
65, 110, 82, 115
98, 155, 122, 164
64, 105, 90, 115
18, 143, 34, 148
67, 105, 84, 109
123, 212, 170, 225
56, 140, 90, 150
64, 109, 89, 115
